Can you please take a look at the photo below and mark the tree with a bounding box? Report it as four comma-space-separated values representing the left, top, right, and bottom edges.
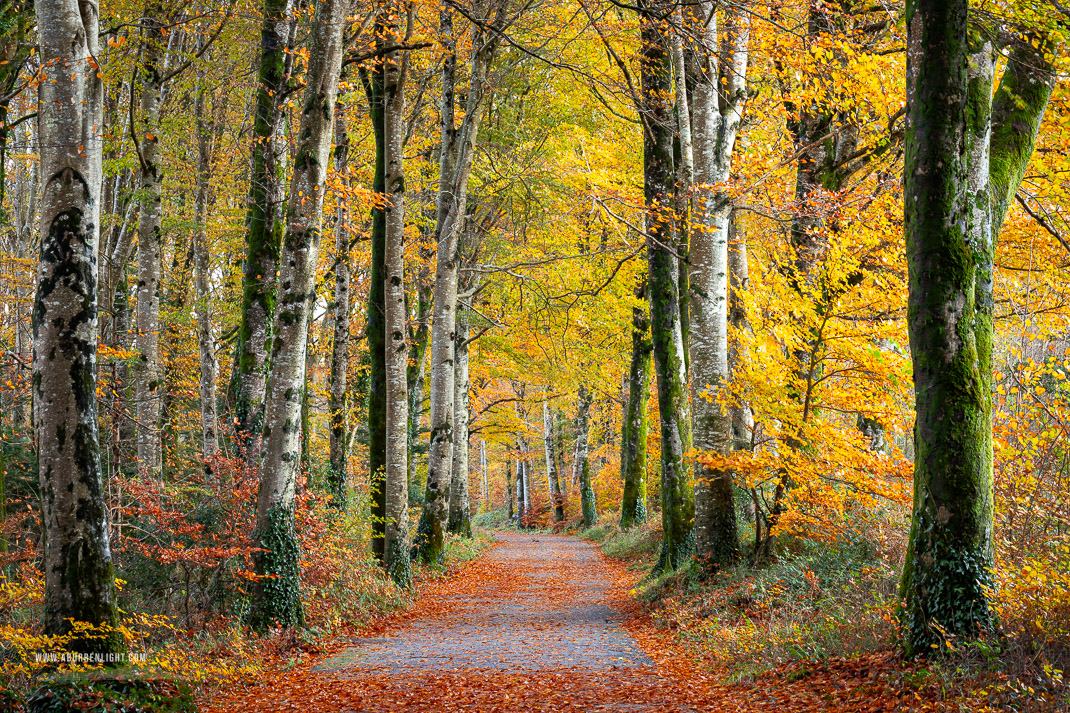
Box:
33, 0, 123, 654
233, 0, 297, 458
416, 0, 511, 563
687, 3, 749, 570
248, 0, 348, 630
544, 401, 564, 523
899, 0, 1055, 654
328, 111, 351, 506
572, 386, 596, 528
383, 6, 414, 585
620, 281, 651, 529
638, 0, 694, 572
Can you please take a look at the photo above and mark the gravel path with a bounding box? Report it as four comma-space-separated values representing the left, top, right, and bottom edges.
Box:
305, 531, 703, 711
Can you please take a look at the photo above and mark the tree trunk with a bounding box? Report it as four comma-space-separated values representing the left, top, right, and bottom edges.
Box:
416, 0, 510, 563
248, 0, 347, 631
448, 312, 472, 536
638, 0, 694, 571
506, 457, 514, 520
899, 4, 1055, 655
575, 386, 596, 528
33, 0, 122, 654
688, 2, 748, 570
727, 212, 752, 451
480, 439, 488, 512
364, 24, 389, 563
544, 402, 564, 522
328, 112, 350, 506
383, 24, 412, 584
193, 62, 219, 466
234, 0, 296, 459
620, 282, 651, 529
515, 452, 526, 525
671, 21, 692, 368
407, 277, 431, 502
134, 5, 168, 479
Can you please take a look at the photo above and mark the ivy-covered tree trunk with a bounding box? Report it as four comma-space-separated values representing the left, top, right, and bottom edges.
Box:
900, 2, 1055, 654
448, 313, 472, 537
134, 4, 168, 479
383, 25, 412, 585
620, 282, 651, 529
416, 0, 509, 563
193, 64, 219, 464
688, 2, 748, 570
543, 401, 564, 523
234, 0, 296, 460
33, 0, 122, 655
638, 0, 694, 571
328, 112, 350, 506
248, 0, 347, 631
575, 386, 596, 528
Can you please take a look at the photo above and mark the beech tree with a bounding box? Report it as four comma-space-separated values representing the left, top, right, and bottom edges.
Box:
900, 0, 1055, 654
248, 0, 348, 630
33, 0, 122, 654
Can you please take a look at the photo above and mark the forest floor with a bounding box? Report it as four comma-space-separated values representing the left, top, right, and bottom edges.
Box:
202, 531, 957, 712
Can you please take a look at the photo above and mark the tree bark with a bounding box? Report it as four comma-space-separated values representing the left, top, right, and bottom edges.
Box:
727, 212, 752, 451
193, 60, 220, 466
544, 401, 564, 522
448, 311, 472, 536
234, 0, 296, 460
620, 281, 651, 529
575, 386, 596, 528
134, 4, 168, 479
248, 0, 347, 631
899, 4, 1055, 655
383, 22, 412, 584
415, 0, 510, 563
688, 2, 748, 570
638, 0, 694, 571
33, 0, 123, 654
328, 112, 350, 506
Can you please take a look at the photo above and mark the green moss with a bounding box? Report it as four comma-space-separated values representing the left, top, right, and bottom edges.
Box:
26, 672, 195, 713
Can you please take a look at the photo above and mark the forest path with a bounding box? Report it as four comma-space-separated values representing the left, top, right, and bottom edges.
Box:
207, 531, 731, 712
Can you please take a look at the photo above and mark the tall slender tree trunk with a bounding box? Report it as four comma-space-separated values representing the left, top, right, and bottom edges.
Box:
506, 457, 514, 520
448, 313, 472, 536
899, 2, 1055, 654
248, 0, 347, 631
688, 3, 748, 570
234, 0, 296, 460
33, 0, 122, 654
514, 451, 526, 525
480, 439, 488, 511
727, 212, 752, 451
416, 0, 510, 563
544, 401, 563, 522
671, 22, 692, 366
193, 63, 219, 466
328, 112, 350, 506
383, 25, 412, 585
575, 387, 596, 528
620, 281, 651, 529
638, 0, 694, 571
134, 5, 168, 479
364, 21, 389, 563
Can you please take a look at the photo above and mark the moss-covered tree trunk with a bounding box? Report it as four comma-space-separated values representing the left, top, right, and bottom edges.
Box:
234, 0, 296, 462
363, 23, 389, 563
33, 0, 123, 655
248, 0, 347, 631
620, 281, 651, 529
574, 386, 597, 528
328, 112, 351, 507
900, 4, 1055, 654
638, 0, 694, 571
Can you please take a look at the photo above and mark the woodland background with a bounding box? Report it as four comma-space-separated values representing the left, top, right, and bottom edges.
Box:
1, 0, 1069, 709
